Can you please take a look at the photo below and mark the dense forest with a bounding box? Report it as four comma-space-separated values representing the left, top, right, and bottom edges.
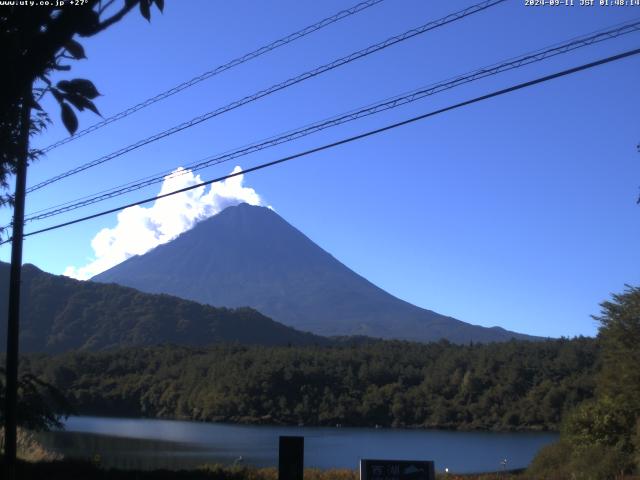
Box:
23, 337, 597, 431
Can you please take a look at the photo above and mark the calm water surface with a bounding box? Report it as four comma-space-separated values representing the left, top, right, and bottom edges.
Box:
37, 416, 558, 473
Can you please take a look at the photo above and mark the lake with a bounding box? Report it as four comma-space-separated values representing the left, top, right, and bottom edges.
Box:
36, 416, 558, 473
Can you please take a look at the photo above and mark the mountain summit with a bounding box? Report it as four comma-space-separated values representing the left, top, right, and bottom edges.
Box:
93, 203, 536, 343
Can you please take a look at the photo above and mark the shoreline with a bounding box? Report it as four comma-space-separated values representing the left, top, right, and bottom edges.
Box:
65, 412, 559, 434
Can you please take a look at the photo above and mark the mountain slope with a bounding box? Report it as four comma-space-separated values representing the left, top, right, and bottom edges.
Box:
93, 203, 537, 343
0, 262, 328, 353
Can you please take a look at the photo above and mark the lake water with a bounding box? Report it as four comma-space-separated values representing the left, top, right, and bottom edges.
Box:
36, 416, 558, 473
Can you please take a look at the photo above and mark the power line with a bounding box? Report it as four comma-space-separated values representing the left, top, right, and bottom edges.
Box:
22, 19, 640, 223
38, 0, 386, 154
5, 46, 638, 246
26, 0, 506, 194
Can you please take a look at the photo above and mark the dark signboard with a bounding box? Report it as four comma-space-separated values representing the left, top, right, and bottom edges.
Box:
279, 436, 304, 480
360, 459, 435, 480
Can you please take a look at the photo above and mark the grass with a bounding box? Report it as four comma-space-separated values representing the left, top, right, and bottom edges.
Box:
0, 427, 62, 462
2, 457, 639, 479
0, 459, 528, 480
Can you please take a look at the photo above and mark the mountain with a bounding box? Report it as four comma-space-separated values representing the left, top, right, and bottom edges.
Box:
93, 203, 537, 343
0, 262, 328, 353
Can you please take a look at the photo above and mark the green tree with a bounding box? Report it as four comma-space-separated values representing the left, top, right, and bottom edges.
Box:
594, 285, 640, 413
530, 286, 640, 478
594, 285, 640, 473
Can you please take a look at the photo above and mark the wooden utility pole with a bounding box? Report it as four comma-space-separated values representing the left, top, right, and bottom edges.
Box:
3, 87, 32, 475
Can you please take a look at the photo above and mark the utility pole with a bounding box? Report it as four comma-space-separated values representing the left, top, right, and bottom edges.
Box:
3, 86, 32, 476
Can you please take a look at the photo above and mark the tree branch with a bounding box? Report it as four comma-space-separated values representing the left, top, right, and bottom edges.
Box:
98, 0, 117, 15
87, 1, 138, 36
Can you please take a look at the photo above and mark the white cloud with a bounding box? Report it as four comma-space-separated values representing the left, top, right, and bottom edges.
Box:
64, 166, 263, 280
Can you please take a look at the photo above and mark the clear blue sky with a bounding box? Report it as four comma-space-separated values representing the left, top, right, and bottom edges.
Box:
1, 0, 639, 338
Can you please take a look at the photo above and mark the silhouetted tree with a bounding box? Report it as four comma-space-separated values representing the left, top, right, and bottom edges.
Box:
1, 2, 162, 466
0, 367, 73, 431
0, 0, 163, 210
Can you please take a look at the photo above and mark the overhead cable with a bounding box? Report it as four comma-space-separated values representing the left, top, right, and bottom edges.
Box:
27, 0, 506, 194
23, 18, 640, 223
4, 46, 637, 245
38, 0, 387, 153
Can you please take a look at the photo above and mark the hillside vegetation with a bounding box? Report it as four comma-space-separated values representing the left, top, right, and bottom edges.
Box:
24, 338, 597, 431
0, 262, 328, 353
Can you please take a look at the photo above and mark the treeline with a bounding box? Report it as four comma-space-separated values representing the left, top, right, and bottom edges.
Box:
22, 337, 597, 431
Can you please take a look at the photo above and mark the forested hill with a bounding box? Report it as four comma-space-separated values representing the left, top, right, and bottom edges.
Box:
0, 262, 329, 353
24, 337, 598, 431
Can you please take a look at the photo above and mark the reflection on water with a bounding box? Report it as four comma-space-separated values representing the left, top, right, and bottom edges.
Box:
36, 416, 558, 473
37, 430, 221, 470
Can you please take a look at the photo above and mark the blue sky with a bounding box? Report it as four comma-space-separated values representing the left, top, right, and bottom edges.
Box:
1, 0, 639, 338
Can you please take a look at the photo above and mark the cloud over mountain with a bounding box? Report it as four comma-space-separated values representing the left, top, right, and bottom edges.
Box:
64, 166, 263, 280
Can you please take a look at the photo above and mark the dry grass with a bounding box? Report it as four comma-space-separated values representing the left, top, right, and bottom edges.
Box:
2, 458, 639, 479
0, 427, 62, 462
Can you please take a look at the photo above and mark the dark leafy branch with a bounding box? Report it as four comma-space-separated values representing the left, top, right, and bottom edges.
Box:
0, 0, 163, 213
0, 366, 74, 431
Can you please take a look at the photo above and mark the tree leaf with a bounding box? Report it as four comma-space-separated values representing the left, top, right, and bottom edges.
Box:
140, 0, 151, 21
154, 0, 164, 12
63, 93, 86, 111
64, 40, 86, 59
83, 99, 101, 117
29, 97, 44, 112
53, 64, 71, 71
61, 103, 78, 135
64, 93, 101, 117
76, 9, 100, 36
56, 80, 71, 92
73, 79, 100, 99
50, 88, 64, 105
57, 79, 100, 99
